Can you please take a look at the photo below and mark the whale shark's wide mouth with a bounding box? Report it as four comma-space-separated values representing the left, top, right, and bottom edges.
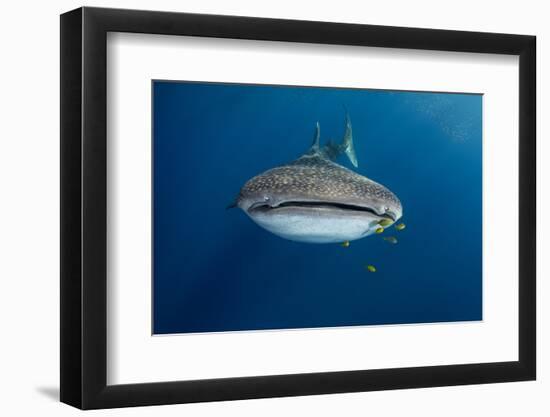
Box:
248, 201, 397, 221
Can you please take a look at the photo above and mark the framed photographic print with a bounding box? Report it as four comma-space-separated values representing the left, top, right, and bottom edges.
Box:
60, 6, 536, 409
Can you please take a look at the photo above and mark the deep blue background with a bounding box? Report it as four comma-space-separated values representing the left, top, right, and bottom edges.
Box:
153, 81, 482, 334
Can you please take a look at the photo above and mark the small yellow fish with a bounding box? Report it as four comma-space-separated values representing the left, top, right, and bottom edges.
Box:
366, 265, 376, 273
375, 227, 384, 234
378, 219, 393, 227
395, 223, 406, 231
340, 241, 350, 247
383, 236, 398, 244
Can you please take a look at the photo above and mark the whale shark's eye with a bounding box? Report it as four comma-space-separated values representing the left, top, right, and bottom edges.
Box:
264, 196, 270, 202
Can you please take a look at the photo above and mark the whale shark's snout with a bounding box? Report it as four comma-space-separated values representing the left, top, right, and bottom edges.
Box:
232, 115, 403, 244
237, 164, 402, 243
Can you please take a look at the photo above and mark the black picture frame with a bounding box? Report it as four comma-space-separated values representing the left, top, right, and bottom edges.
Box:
60, 6, 536, 410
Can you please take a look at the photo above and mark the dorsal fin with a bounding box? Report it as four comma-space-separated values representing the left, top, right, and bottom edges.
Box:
303, 116, 358, 168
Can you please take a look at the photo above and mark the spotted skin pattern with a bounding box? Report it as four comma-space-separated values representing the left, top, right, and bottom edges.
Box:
238, 154, 400, 209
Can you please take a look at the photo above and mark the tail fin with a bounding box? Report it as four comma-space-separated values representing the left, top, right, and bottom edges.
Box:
311, 122, 320, 151
341, 114, 358, 167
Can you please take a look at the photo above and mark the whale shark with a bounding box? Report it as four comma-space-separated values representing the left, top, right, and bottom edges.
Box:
231, 115, 403, 243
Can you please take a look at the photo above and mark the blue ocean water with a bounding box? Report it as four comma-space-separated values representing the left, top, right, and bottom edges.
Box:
153, 81, 482, 334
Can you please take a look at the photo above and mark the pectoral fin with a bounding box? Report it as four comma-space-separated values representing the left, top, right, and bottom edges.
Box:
226, 200, 238, 210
